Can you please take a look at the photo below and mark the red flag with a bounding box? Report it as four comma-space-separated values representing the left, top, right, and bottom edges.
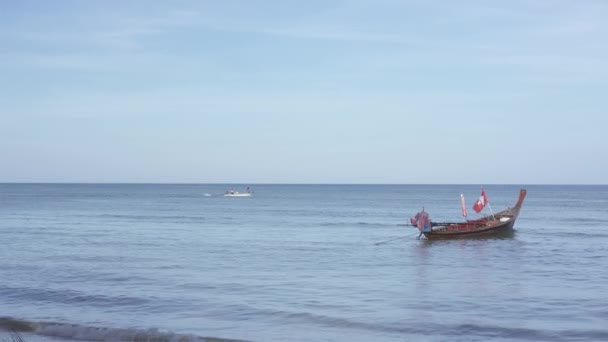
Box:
473, 189, 488, 213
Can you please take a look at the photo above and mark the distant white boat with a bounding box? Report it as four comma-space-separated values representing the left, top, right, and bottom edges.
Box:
223, 188, 253, 197
223, 192, 252, 197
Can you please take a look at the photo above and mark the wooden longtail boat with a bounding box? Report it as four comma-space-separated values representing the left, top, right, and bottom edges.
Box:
413, 189, 527, 240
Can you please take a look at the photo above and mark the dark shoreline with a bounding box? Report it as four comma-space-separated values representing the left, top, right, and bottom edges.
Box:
1, 317, 246, 342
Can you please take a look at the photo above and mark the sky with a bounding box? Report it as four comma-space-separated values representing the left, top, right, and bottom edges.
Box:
1, 0, 607, 184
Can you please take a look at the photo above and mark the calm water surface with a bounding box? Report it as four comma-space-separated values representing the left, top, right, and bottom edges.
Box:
1, 184, 607, 341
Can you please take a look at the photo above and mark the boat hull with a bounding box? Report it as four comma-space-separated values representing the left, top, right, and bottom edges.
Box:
423, 217, 516, 240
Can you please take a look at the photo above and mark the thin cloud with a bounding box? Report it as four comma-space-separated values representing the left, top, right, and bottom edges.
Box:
258, 27, 409, 44
4, 7, 204, 50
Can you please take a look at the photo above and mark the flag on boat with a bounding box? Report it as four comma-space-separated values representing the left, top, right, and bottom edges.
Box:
460, 194, 467, 217
473, 188, 488, 213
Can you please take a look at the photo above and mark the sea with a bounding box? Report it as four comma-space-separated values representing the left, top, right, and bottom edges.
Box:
1, 184, 607, 342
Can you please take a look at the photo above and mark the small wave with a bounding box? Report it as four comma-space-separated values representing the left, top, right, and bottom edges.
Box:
0, 317, 246, 342
538, 231, 608, 239
560, 217, 608, 225
451, 323, 608, 341
93, 214, 206, 223
0, 286, 148, 308
257, 310, 608, 341
319, 222, 395, 227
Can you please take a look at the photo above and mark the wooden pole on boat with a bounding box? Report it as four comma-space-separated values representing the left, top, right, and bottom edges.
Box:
374, 232, 420, 245
487, 201, 496, 220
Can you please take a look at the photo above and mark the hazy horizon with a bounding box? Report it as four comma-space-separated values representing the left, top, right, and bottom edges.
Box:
1, 182, 606, 186
2, 1, 607, 184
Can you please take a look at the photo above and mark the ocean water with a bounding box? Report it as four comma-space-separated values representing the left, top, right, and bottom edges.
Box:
1, 184, 607, 342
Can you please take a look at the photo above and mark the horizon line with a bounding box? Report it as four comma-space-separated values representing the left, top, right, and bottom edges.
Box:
1, 182, 607, 186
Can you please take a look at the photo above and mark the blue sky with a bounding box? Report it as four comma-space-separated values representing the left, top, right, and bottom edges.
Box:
1, 0, 607, 184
